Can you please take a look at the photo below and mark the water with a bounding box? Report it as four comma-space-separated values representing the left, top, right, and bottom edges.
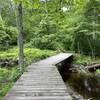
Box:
66, 72, 100, 100
56, 60, 100, 100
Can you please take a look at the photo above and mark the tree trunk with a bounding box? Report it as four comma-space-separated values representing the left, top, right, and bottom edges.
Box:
17, 2, 24, 71
0, 11, 3, 22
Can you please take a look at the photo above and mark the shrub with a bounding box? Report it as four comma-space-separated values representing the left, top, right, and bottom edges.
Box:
0, 21, 18, 50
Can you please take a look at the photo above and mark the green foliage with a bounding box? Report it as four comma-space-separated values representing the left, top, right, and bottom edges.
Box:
26, 17, 73, 51
22, 0, 100, 56
0, 0, 99, 54
74, 54, 92, 65
74, 54, 100, 65
73, 22, 100, 56
96, 69, 100, 74
72, 0, 100, 56
0, 0, 100, 55
0, 22, 18, 50
24, 47, 57, 64
0, 47, 56, 61
0, 47, 56, 99
0, 68, 10, 82
0, 68, 13, 98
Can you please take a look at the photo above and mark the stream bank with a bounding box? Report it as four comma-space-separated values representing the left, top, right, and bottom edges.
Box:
56, 57, 100, 100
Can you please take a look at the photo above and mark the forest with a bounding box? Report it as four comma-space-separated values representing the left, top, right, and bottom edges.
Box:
0, 0, 100, 100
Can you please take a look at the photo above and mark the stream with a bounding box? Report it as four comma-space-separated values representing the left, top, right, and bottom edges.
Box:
57, 60, 100, 100
66, 71, 100, 100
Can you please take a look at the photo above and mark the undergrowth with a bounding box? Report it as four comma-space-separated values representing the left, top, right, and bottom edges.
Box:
0, 47, 57, 99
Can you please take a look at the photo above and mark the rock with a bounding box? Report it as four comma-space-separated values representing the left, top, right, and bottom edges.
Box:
0, 59, 18, 68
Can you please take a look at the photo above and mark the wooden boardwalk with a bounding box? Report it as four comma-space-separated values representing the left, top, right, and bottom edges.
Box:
4, 53, 73, 100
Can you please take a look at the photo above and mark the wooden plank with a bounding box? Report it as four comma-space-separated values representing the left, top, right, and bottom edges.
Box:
4, 53, 73, 100
37, 53, 73, 65
4, 96, 72, 100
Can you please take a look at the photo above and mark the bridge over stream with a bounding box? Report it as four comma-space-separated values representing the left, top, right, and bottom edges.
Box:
4, 53, 73, 100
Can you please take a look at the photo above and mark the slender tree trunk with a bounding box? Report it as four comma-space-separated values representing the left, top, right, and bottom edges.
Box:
17, 2, 24, 72
0, 12, 3, 22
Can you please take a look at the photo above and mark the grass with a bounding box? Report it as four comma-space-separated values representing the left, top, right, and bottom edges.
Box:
96, 69, 100, 74
0, 47, 57, 99
0, 68, 14, 100
74, 54, 100, 65
74, 54, 100, 75
0, 47, 56, 60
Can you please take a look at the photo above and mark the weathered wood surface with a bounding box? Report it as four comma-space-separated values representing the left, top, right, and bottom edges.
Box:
4, 53, 73, 100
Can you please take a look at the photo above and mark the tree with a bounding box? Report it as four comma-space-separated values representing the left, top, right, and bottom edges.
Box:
16, 1, 24, 71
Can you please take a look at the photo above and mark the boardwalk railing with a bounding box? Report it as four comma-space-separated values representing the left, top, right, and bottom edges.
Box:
4, 53, 73, 100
